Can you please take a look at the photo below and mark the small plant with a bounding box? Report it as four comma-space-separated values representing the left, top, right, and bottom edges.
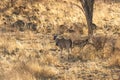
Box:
11, 20, 25, 31
91, 35, 107, 51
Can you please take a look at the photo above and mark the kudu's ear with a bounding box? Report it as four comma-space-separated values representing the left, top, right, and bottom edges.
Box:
53, 34, 58, 40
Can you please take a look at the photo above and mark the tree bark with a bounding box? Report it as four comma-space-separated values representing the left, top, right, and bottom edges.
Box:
80, 0, 94, 36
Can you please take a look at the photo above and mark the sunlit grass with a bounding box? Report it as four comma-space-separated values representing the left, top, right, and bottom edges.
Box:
0, 0, 119, 80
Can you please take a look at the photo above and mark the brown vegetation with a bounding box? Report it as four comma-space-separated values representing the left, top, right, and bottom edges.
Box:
0, 0, 120, 80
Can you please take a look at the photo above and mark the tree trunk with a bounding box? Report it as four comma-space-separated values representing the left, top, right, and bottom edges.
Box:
80, 0, 94, 36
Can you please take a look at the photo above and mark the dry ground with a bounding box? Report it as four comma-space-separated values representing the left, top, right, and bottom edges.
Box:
0, 0, 120, 80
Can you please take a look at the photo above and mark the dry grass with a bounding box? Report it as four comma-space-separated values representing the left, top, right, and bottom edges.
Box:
0, 0, 120, 80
